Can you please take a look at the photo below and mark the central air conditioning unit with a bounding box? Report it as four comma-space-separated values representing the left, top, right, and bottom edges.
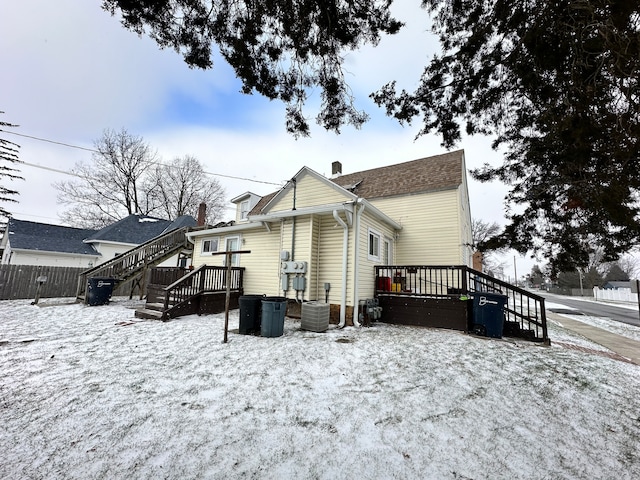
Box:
301, 302, 330, 332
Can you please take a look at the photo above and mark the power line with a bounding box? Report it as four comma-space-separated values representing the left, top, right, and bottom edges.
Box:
1, 129, 283, 186
0, 129, 95, 152
21, 161, 83, 178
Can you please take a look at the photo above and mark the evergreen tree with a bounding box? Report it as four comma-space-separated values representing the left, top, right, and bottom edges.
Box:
604, 263, 630, 282
103, 1, 640, 270
0, 112, 22, 221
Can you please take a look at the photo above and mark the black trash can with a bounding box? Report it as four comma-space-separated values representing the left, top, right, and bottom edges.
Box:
86, 277, 117, 306
239, 294, 264, 334
471, 292, 507, 338
261, 297, 288, 337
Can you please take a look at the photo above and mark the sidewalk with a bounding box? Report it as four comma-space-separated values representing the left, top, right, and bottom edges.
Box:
547, 311, 640, 365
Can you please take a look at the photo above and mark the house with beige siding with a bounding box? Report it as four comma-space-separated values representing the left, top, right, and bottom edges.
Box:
186, 150, 473, 325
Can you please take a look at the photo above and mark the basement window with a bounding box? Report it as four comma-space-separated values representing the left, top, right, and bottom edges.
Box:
201, 237, 219, 254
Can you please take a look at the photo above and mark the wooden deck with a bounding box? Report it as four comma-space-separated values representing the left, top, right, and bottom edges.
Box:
375, 265, 548, 343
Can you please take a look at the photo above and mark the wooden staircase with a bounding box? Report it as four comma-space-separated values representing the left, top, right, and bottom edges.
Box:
134, 265, 244, 320
76, 227, 193, 303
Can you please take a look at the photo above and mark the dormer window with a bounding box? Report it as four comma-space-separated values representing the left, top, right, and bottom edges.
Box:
240, 200, 250, 220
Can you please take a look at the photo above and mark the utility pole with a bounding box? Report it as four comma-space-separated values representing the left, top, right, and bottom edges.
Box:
513, 256, 517, 287
578, 268, 584, 296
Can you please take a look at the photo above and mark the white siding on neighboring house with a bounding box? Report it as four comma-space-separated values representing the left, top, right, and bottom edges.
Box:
90, 242, 135, 265
3, 249, 99, 268
371, 188, 469, 266
87, 240, 187, 268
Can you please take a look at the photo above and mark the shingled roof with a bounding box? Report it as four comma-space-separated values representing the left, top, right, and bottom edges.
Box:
249, 150, 465, 215
4, 218, 99, 256
84, 214, 197, 245
332, 150, 465, 200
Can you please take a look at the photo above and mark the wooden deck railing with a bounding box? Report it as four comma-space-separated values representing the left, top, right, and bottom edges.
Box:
375, 265, 548, 343
162, 265, 244, 314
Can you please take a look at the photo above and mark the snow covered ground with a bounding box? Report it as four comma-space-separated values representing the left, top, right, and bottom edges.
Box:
1, 297, 639, 479
545, 298, 640, 343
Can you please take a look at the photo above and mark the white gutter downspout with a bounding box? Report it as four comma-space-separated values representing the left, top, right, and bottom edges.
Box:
352, 199, 366, 327
333, 208, 351, 328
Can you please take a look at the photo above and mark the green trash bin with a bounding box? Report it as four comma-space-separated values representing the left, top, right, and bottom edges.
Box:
471, 292, 507, 338
86, 277, 116, 306
261, 297, 287, 337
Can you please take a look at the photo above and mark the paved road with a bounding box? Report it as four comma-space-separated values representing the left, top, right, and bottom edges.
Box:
539, 292, 640, 327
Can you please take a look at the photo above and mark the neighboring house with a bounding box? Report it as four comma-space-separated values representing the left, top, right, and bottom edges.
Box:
1, 219, 100, 267
601, 281, 632, 290
83, 214, 197, 265
1, 214, 197, 268
187, 150, 473, 325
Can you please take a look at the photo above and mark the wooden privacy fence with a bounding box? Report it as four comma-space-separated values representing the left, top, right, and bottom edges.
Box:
0, 264, 135, 301
0, 265, 84, 300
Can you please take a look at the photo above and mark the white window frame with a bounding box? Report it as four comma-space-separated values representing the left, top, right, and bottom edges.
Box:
224, 235, 241, 266
368, 228, 381, 262
383, 237, 393, 265
201, 237, 219, 255
240, 200, 250, 220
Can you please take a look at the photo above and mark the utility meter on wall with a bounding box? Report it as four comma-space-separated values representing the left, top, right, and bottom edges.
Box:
280, 261, 308, 274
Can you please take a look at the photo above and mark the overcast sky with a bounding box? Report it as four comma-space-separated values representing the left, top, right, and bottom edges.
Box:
1, 0, 536, 278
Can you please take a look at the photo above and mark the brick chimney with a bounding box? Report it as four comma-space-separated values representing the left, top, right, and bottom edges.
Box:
197, 202, 206, 226
332, 161, 342, 177
472, 251, 484, 272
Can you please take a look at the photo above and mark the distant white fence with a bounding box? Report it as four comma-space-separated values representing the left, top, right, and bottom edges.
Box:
593, 287, 637, 304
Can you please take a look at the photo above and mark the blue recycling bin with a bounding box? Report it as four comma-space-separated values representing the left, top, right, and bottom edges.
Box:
471, 292, 507, 338
86, 277, 116, 306
261, 297, 287, 337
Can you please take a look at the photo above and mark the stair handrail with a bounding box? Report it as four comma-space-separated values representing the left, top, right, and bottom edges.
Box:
77, 226, 192, 298
164, 264, 206, 291
161, 265, 245, 317
465, 266, 548, 342
162, 264, 206, 311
